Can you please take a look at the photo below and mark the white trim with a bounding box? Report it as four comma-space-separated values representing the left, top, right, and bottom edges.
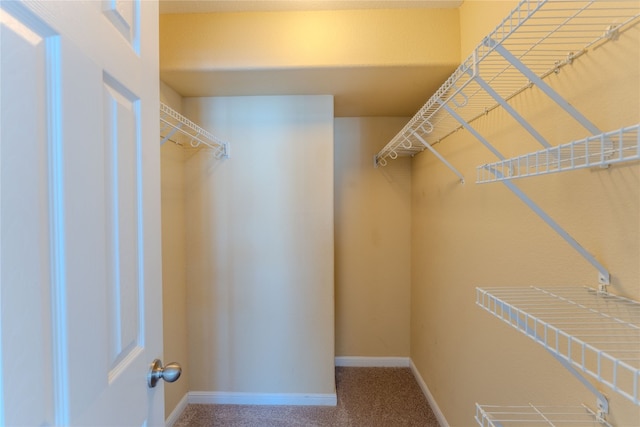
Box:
334, 356, 410, 367
410, 360, 449, 427
165, 393, 189, 427
188, 391, 337, 406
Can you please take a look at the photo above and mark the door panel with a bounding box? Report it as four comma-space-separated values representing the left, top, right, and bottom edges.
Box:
0, 7, 56, 426
0, 1, 161, 425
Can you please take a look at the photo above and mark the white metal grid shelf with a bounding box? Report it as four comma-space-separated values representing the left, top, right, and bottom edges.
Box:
375, 0, 640, 166
476, 124, 640, 183
476, 287, 640, 405
475, 403, 611, 427
160, 102, 229, 159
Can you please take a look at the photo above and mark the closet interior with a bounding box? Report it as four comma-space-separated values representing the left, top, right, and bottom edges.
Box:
158, 1, 640, 426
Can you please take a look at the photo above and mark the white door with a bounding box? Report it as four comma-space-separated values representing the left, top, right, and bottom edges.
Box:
0, 1, 164, 425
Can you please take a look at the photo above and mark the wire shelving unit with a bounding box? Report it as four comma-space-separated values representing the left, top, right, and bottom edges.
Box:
378, 0, 640, 422
476, 286, 640, 406
476, 125, 640, 183
475, 403, 612, 427
374, 0, 640, 167
159, 102, 230, 159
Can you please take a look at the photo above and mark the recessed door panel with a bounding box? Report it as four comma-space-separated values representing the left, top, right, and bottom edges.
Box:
102, 0, 138, 52
103, 76, 142, 378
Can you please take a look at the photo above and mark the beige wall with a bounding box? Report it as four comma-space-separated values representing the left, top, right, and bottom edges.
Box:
160, 9, 459, 70
459, 1, 517, 59
159, 8, 460, 117
160, 80, 183, 112
410, 14, 640, 427
334, 118, 412, 357
182, 95, 336, 395
159, 82, 190, 419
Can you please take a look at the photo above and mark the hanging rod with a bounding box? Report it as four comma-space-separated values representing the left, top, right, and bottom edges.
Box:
374, 0, 640, 167
159, 102, 230, 159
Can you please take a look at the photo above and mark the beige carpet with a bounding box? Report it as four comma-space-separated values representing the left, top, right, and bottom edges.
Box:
173, 367, 440, 426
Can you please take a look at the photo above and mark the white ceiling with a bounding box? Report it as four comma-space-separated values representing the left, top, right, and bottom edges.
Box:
159, 0, 463, 14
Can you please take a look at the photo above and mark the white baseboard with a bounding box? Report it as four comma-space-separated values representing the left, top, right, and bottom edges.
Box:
409, 359, 449, 427
165, 392, 189, 427
189, 391, 338, 406
334, 356, 410, 367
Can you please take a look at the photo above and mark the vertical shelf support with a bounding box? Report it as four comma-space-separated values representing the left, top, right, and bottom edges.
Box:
487, 38, 602, 136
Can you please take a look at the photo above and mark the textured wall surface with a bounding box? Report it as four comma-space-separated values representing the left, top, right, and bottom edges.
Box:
334, 117, 412, 358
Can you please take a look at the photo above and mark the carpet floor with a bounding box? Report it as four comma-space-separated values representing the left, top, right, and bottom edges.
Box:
173, 367, 440, 426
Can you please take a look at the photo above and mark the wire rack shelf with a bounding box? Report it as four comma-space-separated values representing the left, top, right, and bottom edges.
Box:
476, 124, 640, 183
374, 0, 640, 167
475, 403, 611, 427
160, 102, 229, 159
476, 286, 640, 406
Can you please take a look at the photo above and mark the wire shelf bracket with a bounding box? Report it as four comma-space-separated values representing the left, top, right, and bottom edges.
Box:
413, 130, 465, 183
476, 287, 640, 407
437, 94, 611, 286
470, 72, 551, 150
495, 168, 610, 286
159, 102, 230, 159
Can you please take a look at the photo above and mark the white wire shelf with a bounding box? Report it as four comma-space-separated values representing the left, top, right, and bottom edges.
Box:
475, 403, 611, 427
476, 124, 640, 183
375, 0, 640, 166
159, 102, 229, 159
476, 286, 640, 406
